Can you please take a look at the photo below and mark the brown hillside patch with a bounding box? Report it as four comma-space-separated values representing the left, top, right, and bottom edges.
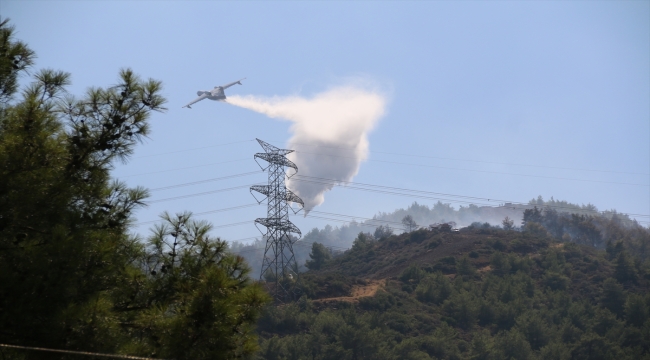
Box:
313, 279, 386, 304
478, 265, 492, 273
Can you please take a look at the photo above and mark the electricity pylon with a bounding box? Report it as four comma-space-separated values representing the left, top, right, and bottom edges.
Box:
250, 139, 304, 301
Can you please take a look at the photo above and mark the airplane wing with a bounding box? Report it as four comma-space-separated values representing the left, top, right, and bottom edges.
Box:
182, 93, 209, 109
221, 78, 246, 90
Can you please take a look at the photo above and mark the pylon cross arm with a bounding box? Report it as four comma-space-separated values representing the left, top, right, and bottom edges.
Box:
254, 218, 302, 239
286, 189, 304, 208
251, 185, 271, 197
256, 138, 294, 156
254, 153, 298, 173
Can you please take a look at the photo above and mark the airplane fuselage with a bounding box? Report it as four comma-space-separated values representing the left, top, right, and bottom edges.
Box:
198, 87, 226, 101
183, 78, 244, 108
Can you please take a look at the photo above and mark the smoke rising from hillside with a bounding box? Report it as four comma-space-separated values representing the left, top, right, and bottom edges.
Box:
227, 85, 387, 212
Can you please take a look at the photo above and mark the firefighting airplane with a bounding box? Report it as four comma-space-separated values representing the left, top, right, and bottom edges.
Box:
182, 78, 245, 109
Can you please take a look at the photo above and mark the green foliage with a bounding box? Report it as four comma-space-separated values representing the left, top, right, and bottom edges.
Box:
502, 216, 515, 231
409, 228, 429, 243
1, 63, 163, 355
522, 204, 649, 261
0, 18, 35, 104
442, 290, 478, 329
543, 271, 570, 291
490, 251, 511, 276
122, 213, 270, 359
400, 265, 427, 284
624, 294, 648, 327
0, 21, 268, 359
256, 217, 650, 359
457, 256, 476, 277
351, 232, 374, 253
601, 278, 626, 317
414, 272, 452, 305
615, 251, 638, 284
305, 241, 332, 270
402, 214, 418, 232
374, 224, 394, 240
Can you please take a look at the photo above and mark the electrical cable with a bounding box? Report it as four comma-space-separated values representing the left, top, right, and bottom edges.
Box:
0, 343, 168, 360
211, 221, 252, 229
297, 214, 395, 228
138, 176, 648, 224
291, 174, 650, 219
228, 236, 263, 244
295, 174, 503, 202
121, 154, 648, 220
230, 238, 351, 255
292, 150, 649, 187
308, 210, 406, 227
135, 139, 254, 159
135, 203, 262, 225
281, 140, 650, 176
134, 138, 648, 177
147, 183, 263, 204
149, 171, 263, 191
135, 176, 649, 227
292, 177, 498, 207
120, 158, 251, 178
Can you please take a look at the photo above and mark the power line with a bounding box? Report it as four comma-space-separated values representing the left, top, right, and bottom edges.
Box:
228, 236, 263, 244
135, 203, 261, 225
293, 150, 649, 187
295, 174, 502, 202
135, 139, 254, 159
212, 220, 253, 229
230, 238, 351, 256
147, 184, 263, 204
120, 158, 250, 178
132, 138, 648, 177
309, 210, 405, 227
135, 172, 649, 224
282, 141, 650, 176
138, 173, 649, 222
0, 343, 168, 360
292, 177, 497, 207
298, 214, 395, 228
149, 171, 263, 191
291, 174, 650, 219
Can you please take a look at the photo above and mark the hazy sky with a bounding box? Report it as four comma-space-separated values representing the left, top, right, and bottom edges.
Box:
5, 1, 649, 241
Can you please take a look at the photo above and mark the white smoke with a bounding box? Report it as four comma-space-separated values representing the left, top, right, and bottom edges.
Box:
227, 84, 388, 213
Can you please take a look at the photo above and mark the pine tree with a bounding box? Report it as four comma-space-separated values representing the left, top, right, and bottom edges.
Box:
502, 216, 515, 231
122, 212, 270, 359
1, 18, 163, 349
305, 242, 331, 270
614, 251, 637, 284
0, 19, 269, 359
402, 215, 418, 232
0, 18, 35, 104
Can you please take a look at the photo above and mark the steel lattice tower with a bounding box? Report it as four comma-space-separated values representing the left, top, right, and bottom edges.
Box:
250, 139, 304, 301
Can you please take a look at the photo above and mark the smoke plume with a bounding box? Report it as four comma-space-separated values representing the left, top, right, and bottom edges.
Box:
227, 84, 387, 213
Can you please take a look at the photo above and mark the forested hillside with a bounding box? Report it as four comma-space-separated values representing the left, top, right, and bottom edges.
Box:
231, 201, 526, 276
254, 210, 650, 360
231, 197, 645, 278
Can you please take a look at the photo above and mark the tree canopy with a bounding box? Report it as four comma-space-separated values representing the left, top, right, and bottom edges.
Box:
0, 18, 268, 359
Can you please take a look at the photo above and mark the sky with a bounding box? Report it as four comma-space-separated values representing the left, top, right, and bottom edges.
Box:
4, 1, 649, 243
